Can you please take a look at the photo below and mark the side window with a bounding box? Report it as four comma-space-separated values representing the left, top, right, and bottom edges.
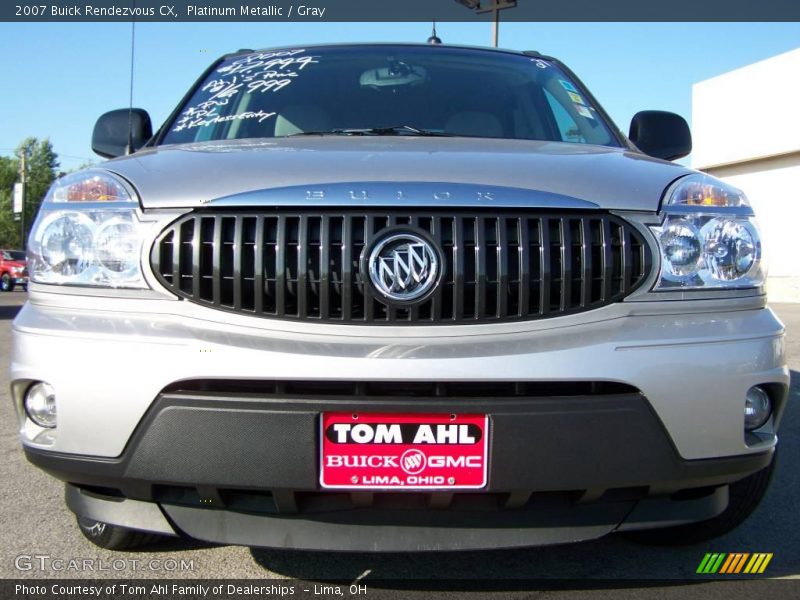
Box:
543, 89, 586, 144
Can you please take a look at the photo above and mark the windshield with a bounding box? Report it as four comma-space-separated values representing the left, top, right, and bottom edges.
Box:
3, 251, 25, 261
161, 45, 620, 147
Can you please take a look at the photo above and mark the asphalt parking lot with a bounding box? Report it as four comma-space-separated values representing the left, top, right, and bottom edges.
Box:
0, 290, 797, 598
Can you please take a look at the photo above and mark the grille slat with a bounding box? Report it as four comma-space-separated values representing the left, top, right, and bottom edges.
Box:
341, 216, 353, 320
363, 217, 375, 321
430, 217, 445, 319
539, 217, 551, 316
560, 219, 572, 312
622, 226, 633, 294
496, 218, 508, 319
600, 219, 612, 303
453, 219, 465, 320
232, 216, 243, 310
153, 210, 652, 325
253, 216, 265, 314
580, 217, 592, 308
518, 219, 530, 316
212, 216, 222, 306
475, 218, 486, 320
319, 215, 330, 320
191, 218, 201, 299
275, 216, 286, 317
170, 228, 179, 289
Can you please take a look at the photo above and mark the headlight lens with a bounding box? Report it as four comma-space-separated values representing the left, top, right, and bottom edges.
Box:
49, 172, 130, 203
38, 211, 96, 279
94, 216, 142, 276
699, 218, 758, 282
663, 173, 749, 208
652, 175, 764, 290
28, 172, 149, 288
658, 219, 702, 279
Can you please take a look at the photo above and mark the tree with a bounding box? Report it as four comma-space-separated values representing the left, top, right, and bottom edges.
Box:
0, 156, 20, 248
0, 138, 60, 248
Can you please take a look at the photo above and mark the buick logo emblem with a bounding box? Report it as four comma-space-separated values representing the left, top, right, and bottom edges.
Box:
400, 449, 427, 475
366, 231, 440, 304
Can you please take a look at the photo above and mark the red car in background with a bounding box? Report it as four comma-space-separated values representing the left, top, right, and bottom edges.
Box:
0, 250, 28, 292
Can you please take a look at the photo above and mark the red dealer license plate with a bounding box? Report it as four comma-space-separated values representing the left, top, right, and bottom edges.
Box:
320, 413, 489, 490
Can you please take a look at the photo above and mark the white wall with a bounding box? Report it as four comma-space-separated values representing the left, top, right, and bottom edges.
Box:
693, 48, 800, 301
692, 48, 800, 170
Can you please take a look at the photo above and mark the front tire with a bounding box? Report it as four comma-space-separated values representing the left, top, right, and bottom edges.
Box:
625, 451, 777, 545
0, 273, 14, 292
76, 516, 166, 550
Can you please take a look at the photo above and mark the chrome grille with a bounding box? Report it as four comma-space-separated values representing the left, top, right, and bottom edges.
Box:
151, 210, 652, 324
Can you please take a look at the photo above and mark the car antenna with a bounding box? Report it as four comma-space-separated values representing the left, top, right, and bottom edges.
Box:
126, 4, 137, 155
427, 21, 442, 44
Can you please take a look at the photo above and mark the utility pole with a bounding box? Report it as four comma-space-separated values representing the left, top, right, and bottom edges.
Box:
18, 150, 26, 248
454, 1, 517, 48
477, 1, 516, 47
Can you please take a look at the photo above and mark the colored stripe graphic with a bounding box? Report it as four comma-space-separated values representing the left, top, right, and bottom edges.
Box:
719, 553, 749, 574
698, 553, 773, 575
744, 553, 773, 574
697, 553, 726, 574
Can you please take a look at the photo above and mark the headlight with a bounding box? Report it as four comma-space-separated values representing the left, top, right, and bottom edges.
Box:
651, 174, 763, 290
28, 171, 149, 289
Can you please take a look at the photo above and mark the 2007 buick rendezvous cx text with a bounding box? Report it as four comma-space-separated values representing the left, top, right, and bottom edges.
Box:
11, 43, 788, 551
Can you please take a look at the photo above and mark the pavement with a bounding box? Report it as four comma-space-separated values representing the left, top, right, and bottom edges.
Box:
0, 290, 797, 598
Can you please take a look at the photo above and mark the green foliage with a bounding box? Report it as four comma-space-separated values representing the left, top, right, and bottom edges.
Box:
0, 138, 60, 249
0, 155, 21, 249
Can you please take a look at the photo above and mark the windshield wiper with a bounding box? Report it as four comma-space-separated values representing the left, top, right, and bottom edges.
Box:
285, 129, 371, 137
366, 125, 454, 137
285, 125, 453, 138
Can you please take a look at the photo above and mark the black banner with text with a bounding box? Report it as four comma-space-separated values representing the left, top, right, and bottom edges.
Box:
3, 0, 800, 23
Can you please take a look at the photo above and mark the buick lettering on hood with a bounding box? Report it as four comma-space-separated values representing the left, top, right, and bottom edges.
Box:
12, 43, 788, 551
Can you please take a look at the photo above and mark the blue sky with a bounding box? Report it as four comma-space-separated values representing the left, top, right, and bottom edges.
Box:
1, 21, 798, 170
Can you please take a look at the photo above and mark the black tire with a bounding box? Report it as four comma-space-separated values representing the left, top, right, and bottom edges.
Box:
76, 516, 166, 550
0, 273, 14, 292
625, 451, 777, 545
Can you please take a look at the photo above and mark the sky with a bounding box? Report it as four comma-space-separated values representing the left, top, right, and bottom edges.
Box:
0, 21, 799, 171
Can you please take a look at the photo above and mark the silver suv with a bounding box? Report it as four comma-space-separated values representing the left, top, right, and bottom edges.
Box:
12, 44, 788, 551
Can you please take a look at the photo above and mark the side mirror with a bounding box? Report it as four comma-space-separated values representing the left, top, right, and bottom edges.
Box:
629, 111, 692, 162
92, 108, 153, 159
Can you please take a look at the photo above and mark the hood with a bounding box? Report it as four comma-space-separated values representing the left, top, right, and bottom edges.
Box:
105, 137, 693, 211
4, 260, 25, 268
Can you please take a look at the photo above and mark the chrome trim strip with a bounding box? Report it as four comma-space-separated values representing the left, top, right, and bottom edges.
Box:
659, 205, 756, 217
207, 182, 600, 209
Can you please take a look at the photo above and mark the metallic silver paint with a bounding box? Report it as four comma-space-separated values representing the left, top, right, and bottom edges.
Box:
11, 297, 787, 461
103, 138, 692, 211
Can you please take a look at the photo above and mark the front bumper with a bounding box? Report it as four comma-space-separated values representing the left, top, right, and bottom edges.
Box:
11, 296, 788, 459
61, 480, 737, 551
11, 295, 789, 549
30, 388, 771, 550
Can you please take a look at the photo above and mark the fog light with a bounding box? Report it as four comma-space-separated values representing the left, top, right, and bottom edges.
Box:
744, 386, 771, 431
24, 383, 57, 428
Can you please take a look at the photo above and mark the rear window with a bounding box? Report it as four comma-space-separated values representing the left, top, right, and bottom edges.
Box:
161, 45, 620, 147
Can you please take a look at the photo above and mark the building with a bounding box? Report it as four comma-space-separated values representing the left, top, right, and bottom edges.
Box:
692, 48, 800, 302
